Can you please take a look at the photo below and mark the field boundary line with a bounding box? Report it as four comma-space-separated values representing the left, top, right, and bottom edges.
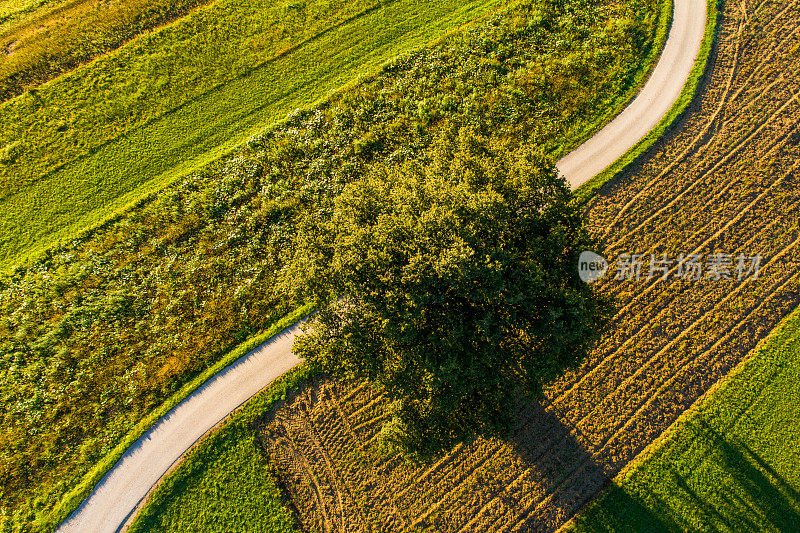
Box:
0, 0, 410, 208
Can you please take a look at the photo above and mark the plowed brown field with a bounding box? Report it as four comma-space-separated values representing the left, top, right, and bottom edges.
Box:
257, 1, 800, 530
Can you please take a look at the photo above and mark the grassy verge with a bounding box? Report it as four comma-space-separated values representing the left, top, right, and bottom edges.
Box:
573, 0, 719, 204
0, 0, 505, 271
566, 303, 800, 532
0, 0, 212, 101
127, 363, 317, 533
39, 303, 314, 533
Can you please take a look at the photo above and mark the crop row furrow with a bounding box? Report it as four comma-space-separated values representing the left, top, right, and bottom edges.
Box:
506, 233, 800, 528
605, 91, 799, 254
590, 3, 799, 235
576, 265, 797, 447
591, 11, 750, 235
572, 227, 800, 432
590, 152, 800, 371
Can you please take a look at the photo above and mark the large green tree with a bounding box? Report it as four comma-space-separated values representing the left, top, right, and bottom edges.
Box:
289, 130, 608, 456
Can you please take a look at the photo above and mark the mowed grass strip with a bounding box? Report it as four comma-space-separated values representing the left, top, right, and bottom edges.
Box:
0, 0, 504, 271
0, 0, 213, 101
0, 0, 61, 26
0, 0, 386, 191
567, 304, 800, 532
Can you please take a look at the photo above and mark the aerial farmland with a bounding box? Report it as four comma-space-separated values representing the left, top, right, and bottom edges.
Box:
0, 0, 798, 531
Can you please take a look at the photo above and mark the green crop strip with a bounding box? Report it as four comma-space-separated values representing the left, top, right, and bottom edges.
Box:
127, 362, 316, 533
0, 0, 214, 101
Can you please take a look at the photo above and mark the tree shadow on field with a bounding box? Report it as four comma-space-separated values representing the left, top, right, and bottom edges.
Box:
666, 418, 800, 532
500, 399, 674, 532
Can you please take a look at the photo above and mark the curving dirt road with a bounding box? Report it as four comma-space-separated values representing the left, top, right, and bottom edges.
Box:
57, 1, 707, 531
57, 325, 302, 533
556, 0, 707, 187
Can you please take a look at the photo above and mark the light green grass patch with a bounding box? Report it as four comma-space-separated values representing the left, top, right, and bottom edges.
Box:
127, 363, 316, 533
0, 0, 56, 26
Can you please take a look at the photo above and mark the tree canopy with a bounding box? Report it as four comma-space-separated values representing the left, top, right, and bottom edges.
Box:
289, 130, 609, 456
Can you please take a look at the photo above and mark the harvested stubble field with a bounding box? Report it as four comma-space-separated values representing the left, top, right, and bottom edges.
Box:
568, 296, 800, 531
257, 0, 800, 531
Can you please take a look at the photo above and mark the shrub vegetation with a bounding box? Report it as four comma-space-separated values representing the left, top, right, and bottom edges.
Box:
290, 132, 609, 457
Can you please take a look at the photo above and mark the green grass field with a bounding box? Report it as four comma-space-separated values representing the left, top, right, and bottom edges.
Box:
0, 0, 504, 271
0, 0, 212, 101
568, 305, 800, 532
0, 0, 61, 26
